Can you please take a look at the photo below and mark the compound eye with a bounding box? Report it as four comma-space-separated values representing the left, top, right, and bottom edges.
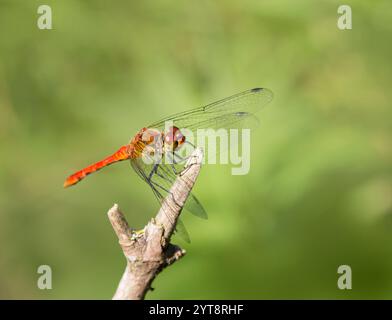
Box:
164, 127, 178, 144
176, 132, 186, 146
164, 126, 185, 151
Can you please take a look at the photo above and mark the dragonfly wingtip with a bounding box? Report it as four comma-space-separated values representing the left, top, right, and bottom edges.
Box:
251, 87, 263, 92
251, 87, 274, 101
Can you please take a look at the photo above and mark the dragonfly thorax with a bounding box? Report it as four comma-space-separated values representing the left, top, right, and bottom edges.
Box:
138, 128, 163, 158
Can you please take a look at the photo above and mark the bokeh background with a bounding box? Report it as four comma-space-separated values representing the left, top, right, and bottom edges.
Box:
0, 0, 391, 299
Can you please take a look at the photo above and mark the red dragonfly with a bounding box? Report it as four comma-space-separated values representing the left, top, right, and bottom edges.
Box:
64, 87, 273, 241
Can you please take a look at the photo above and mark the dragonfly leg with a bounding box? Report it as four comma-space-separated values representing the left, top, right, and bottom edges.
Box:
173, 142, 195, 164
184, 141, 195, 148
163, 151, 181, 175
172, 152, 186, 164
171, 152, 194, 175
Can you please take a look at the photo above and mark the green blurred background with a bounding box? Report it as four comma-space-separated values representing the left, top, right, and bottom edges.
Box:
0, 0, 391, 299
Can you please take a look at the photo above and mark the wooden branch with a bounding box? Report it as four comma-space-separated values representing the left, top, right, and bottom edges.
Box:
108, 148, 203, 300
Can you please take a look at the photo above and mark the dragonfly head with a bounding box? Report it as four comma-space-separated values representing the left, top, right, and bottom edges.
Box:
164, 126, 186, 152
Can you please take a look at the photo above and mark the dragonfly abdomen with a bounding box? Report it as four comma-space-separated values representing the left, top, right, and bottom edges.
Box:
63, 145, 130, 187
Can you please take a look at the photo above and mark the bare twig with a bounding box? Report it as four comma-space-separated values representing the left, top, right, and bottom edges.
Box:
109, 148, 203, 300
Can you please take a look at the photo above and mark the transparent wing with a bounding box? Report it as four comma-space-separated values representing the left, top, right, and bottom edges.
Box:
130, 157, 207, 242
149, 88, 273, 131
175, 218, 191, 244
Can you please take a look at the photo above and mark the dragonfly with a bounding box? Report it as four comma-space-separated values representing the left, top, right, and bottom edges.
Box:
64, 87, 273, 241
